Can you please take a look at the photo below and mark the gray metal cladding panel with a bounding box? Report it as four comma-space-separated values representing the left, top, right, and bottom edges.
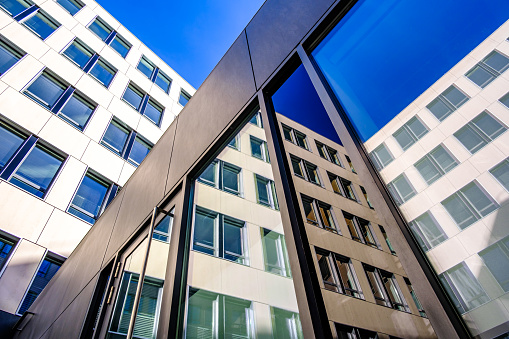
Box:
166, 32, 256, 192
104, 121, 177, 262
246, 0, 335, 88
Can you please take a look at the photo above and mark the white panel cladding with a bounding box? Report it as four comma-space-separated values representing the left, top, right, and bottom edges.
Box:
44, 157, 88, 211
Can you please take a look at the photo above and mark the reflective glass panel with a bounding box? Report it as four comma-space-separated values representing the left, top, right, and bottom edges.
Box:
0, 0, 31, 17
56, 0, 82, 15
23, 11, 59, 40
63, 39, 92, 69
101, 119, 129, 155
122, 84, 144, 110
0, 123, 24, 169
0, 39, 23, 75
144, 99, 163, 125
25, 72, 66, 108
89, 18, 111, 41
89, 58, 116, 87
68, 172, 109, 224
58, 93, 95, 130
128, 136, 152, 166
110, 35, 130, 58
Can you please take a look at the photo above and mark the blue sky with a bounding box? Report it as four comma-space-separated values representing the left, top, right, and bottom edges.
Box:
96, 0, 265, 89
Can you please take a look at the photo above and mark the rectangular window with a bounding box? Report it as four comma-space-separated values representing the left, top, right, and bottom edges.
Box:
249, 111, 263, 128
316, 141, 342, 166
282, 124, 309, 150
88, 17, 131, 58
409, 212, 448, 251
68, 171, 117, 224
186, 288, 254, 339
152, 209, 174, 242
363, 265, 407, 311
122, 82, 165, 126
393, 116, 428, 150
0, 234, 16, 272
179, 89, 191, 106
414, 145, 458, 185
379, 226, 396, 255
21, 10, 60, 40
89, 57, 116, 87
490, 158, 509, 191
427, 85, 469, 121
250, 136, 269, 162
261, 229, 290, 277
466, 50, 509, 88
0, 37, 24, 75
193, 206, 247, 264
500, 92, 509, 108
316, 248, 362, 298
454, 111, 506, 154
18, 255, 63, 314
56, 0, 83, 15
387, 174, 416, 205
335, 323, 377, 339
271, 307, 302, 339
345, 155, 356, 173
100, 117, 153, 166
227, 134, 239, 150
343, 212, 377, 248
0, 122, 25, 170
255, 174, 278, 209
291, 155, 320, 185
439, 263, 490, 314
137, 55, 172, 93
369, 143, 393, 170
301, 195, 337, 232
442, 181, 499, 230
360, 186, 373, 209
24, 70, 96, 130
404, 278, 426, 317
328, 172, 357, 201
0, 0, 32, 17
63, 39, 93, 69
479, 235, 509, 292
198, 159, 242, 196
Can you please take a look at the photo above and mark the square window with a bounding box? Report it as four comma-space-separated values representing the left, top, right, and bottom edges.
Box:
302, 195, 336, 232
222, 163, 241, 196
128, 136, 152, 167
155, 70, 171, 93
427, 85, 469, 121
393, 116, 428, 150
291, 156, 305, 178
137, 55, 155, 79
466, 51, 509, 88
101, 119, 129, 155
68, 171, 112, 224
144, 98, 163, 125
0, 38, 24, 75
282, 125, 293, 141
500, 92, 509, 108
316, 249, 362, 298
122, 83, 144, 110
24, 71, 66, 109
294, 131, 308, 149
271, 307, 302, 339
255, 174, 277, 209
58, 93, 95, 130
250, 136, 268, 161
89, 58, 116, 87
249, 111, 263, 128
198, 160, 218, 187
454, 112, 506, 154
153, 211, 174, 242
261, 229, 290, 277
227, 134, 239, 150
9, 144, 64, 198
179, 90, 191, 106
414, 145, 457, 185
304, 162, 320, 185
56, 0, 83, 15
343, 212, 377, 248
22, 10, 60, 40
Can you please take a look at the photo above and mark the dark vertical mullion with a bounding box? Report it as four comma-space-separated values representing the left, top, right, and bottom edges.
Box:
0, 135, 38, 180
258, 90, 333, 339
51, 87, 76, 114
83, 54, 100, 73
122, 131, 137, 160
139, 94, 150, 114
151, 68, 159, 83
13, 5, 38, 21
104, 31, 117, 45
218, 214, 224, 259
100, 184, 118, 216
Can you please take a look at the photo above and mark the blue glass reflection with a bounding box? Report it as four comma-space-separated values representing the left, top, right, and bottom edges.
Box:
312, 0, 509, 141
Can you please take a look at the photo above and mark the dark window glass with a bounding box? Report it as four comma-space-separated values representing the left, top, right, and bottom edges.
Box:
490, 158, 509, 191
380, 226, 396, 254
0, 236, 16, 271
387, 174, 416, 205
479, 236, 509, 292
58, 93, 95, 130
198, 160, 218, 187
155, 71, 171, 93
22, 11, 60, 40
0, 123, 25, 169
110, 34, 130, 58
143, 99, 163, 125
193, 207, 217, 256
222, 163, 241, 195
0, 39, 23, 75
291, 156, 304, 178
9, 145, 64, 198
0, 0, 31, 17
256, 175, 277, 209
427, 85, 469, 121
137, 56, 154, 78
153, 212, 173, 242
63, 39, 93, 69
305, 162, 320, 185
415, 145, 458, 185
500, 92, 509, 108
336, 324, 377, 339
223, 217, 245, 263
68, 172, 110, 224
369, 144, 393, 170
89, 18, 112, 41
409, 212, 448, 251
56, 0, 83, 15
179, 90, 191, 106
25, 72, 66, 108
405, 278, 426, 317
122, 84, 144, 110
128, 136, 152, 166
466, 51, 509, 88
18, 257, 62, 314
393, 116, 428, 150
89, 58, 116, 87
301, 195, 318, 226
101, 119, 129, 155
360, 186, 373, 208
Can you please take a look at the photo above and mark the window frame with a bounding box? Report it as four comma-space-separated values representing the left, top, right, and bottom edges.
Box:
0, 36, 25, 76
136, 55, 173, 94
255, 174, 278, 209
387, 173, 417, 205
291, 155, 321, 185
282, 124, 309, 150
178, 89, 191, 106
301, 194, 338, 233
454, 111, 507, 154
55, 0, 84, 16
261, 228, 291, 277
249, 135, 269, 162
392, 116, 429, 151
426, 84, 469, 121
316, 141, 343, 166
121, 82, 165, 127
342, 211, 378, 248
414, 144, 458, 185
0, 232, 18, 276
328, 172, 357, 201
489, 157, 509, 192
88, 16, 132, 58
197, 159, 243, 197
363, 265, 408, 312
408, 211, 448, 252
465, 50, 509, 88
369, 143, 393, 170
16, 8, 61, 41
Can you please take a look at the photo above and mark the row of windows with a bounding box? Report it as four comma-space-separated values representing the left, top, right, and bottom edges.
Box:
282, 123, 356, 173
315, 248, 424, 316
192, 205, 291, 277
88, 16, 131, 58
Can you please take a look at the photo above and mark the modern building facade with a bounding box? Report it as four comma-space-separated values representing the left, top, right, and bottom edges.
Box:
0, 0, 194, 331
5, 0, 509, 338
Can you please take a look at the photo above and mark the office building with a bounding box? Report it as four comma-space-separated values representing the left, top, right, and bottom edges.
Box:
6, 0, 509, 338
0, 0, 195, 331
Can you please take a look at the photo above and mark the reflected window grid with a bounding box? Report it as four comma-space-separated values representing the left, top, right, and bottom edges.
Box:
414, 144, 458, 185
363, 265, 408, 312
261, 229, 291, 277
454, 111, 507, 154
282, 124, 309, 150
16, 9, 60, 40
465, 50, 509, 88
291, 155, 321, 185
56, 0, 84, 15
392, 116, 429, 151
198, 159, 242, 197
387, 174, 416, 206
179, 90, 191, 106
255, 174, 278, 209
426, 85, 469, 121
250, 135, 269, 162
408, 211, 448, 252
369, 143, 393, 171
227, 134, 240, 150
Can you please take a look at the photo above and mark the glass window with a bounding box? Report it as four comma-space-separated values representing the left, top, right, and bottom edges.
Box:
155, 71, 171, 93
255, 174, 277, 209
110, 34, 130, 58
454, 112, 506, 154
466, 51, 509, 88
479, 236, 509, 292
380, 271, 407, 311
0, 38, 23, 75
137, 55, 155, 78
282, 125, 293, 141
329, 173, 357, 201
387, 174, 416, 205
294, 131, 307, 149
283, 125, 308, 150
380, 226, 396, 255
335, 324, 377, 339
427, 85, 469, 121
24, 71, 66, 108
439, 263, 490, 314
18, 256, 62, 314
179, 90, 191, 106
137, 55, 172, 92
490, 158, 509, 191
404, 277, 426, 317
271, 307, 302, 339
301, 195, 337, 232
144, 99, 163, 125
193, 206, 246, 264
301, 195, 318, 226
56, 0, 83, 15
442, 181, 499, 229
0, 235, 16, 272
345, 155, 356, 173
128, 136, 152, 166
89, 58, 116, 87
222, 163, 241, 196
58, 93, 95, 130
22, 10, 60, 40
414, 145, 458, 185
261, 229, 290, 277
369, 143, 393, 170
0, 0, 31, 16
364, 266, 389, 307
88, 17, 112, 42
360, 186, 373, 209
500, 92, 509, 108
68, 171, 111, 224
409, 212, 448, 251
304, 162, 320, 185
9, 144, 64, 198
228, 134, 239, 150
122, 83, 144, 110
250, 136, 268, 161
249, 111, 263, 127
101, 119, 129, 155
343, 212, 377, 248
393, 116, 428, 150
316, 249, 362, 298
153, 211, 174, 242
0, 123, 25, 170
63, 39, 93, 69
364, 265, 406, 311
291, 156, 305, 178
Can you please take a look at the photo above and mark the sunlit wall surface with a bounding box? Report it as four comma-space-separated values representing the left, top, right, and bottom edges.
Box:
183, 109, 302, 338
312, 0, 509, 336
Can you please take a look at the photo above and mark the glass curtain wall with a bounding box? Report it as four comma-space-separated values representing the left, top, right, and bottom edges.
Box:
184, 107, 302, 339
310, 0, 509, 336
